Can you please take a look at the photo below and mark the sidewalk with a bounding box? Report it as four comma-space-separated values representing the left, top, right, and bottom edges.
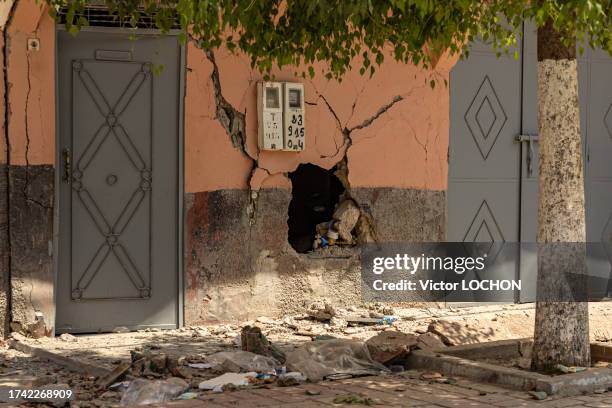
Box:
162, 373, 612, 408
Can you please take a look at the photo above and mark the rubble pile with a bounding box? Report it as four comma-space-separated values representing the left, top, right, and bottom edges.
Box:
313, 199, 361, 249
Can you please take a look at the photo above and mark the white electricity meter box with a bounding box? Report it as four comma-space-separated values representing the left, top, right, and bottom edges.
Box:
257, 81, 305, 152
257, 82, 284, 151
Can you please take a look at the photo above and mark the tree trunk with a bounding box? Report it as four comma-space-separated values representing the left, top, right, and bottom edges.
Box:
531, 20, 590, 371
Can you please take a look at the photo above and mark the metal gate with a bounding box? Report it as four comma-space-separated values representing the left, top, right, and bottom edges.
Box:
449, 26, 612, 299
56, 30, 183, 333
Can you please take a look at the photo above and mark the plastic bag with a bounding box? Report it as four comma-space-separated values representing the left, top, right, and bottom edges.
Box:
119, 377, 188, 406
198, 372, 257, 390
285, 339, 389, 382
206, 350, 280, 373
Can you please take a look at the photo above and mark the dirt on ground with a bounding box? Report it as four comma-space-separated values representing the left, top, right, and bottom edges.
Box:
1, 302, 611, 407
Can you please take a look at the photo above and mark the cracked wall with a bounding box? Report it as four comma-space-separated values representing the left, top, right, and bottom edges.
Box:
3, 0, 55, 336
0, 0, 457, 332
184, 43, 455, 322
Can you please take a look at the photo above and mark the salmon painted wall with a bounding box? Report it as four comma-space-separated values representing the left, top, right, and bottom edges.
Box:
185, 44, 457, 193
2, 0, 456, 187
6, 0, 55, 166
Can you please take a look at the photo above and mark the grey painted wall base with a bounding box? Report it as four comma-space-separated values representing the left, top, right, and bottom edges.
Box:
184, 187, 446, 323
0, 163, 9, 338
8, 164, 54, 336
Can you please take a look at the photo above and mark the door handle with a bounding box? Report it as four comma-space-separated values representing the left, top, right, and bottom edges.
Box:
62, 147, 72, 183
516, 134, 538, 177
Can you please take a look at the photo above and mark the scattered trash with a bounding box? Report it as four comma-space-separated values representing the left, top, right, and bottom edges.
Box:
333, 393, 377, 405
109, 381, 130, 392
206, 350, 279, 373
305, 389, 321, 396
120, 377, 189, 406
241, 326, 286, 363
528, 391, 548, 400
379, 316, 399, 325
188, 363, 213, 369
286, 339, 389, 382
365, 331, 416, 365
555, 364, 587, 374
198, 372, 257, 390
58, 333, 78, 342
176, 392, 199, 399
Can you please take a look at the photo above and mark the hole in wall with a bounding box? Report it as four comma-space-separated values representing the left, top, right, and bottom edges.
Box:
288, 164, 345, 253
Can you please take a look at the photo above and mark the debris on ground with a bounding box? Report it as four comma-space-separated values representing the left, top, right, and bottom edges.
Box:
365, 331, 417, 365
332, 393, 378, 405
332, 199, 360, 242
555, 364, 587, 374
241, 325, 287, 363
528, 390, 548, 400
306, 299, 336, 322
277, 371, 307, 387
206, 350, 280, 373
58, 333, 78, 343
120, 377, 189, 405
96, 361, 131, 388
415, 332, 446, 351
312, 199, 360, 249
198, 372, 257, 391
286, 339, 389, 382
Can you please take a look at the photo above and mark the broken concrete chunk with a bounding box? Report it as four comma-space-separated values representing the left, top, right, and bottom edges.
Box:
365, 331, 417, 365
333, 200, 360, 242
58, 333, 78, 342
96, 362, 131, 389
416, 332, 446, 351
306, 299, 336, 322
241, 326, 286, 363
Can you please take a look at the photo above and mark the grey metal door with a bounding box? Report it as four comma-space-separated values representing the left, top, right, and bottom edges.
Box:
56, 30, 181, 333
450, 25, 612, 302
448, 39, 522, 301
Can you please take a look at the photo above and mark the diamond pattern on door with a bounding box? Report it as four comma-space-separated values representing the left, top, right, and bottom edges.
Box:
71, 60, 153, 301
463, 200, 505, 242
605, 103, 612, 139
464, 76, 508, 160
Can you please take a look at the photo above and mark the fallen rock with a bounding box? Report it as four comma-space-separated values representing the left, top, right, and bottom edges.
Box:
365, 331, 417, 365
306, 299, 336, 322
333, 200, 360, 242
416, 332, 446, 351
241, 326, 286, 363
58, 333, 78, 342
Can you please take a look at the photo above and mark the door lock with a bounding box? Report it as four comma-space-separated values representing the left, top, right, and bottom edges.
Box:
516, 134, 539, 177
62, 147, 72, 183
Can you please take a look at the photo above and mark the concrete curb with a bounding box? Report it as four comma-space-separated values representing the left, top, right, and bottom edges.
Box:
407, 339, 612, 397
8, 338, 112, 378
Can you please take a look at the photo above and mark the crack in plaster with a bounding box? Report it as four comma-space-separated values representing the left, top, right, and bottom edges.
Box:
196, 43, 427, 244
1, 1, 17, 338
